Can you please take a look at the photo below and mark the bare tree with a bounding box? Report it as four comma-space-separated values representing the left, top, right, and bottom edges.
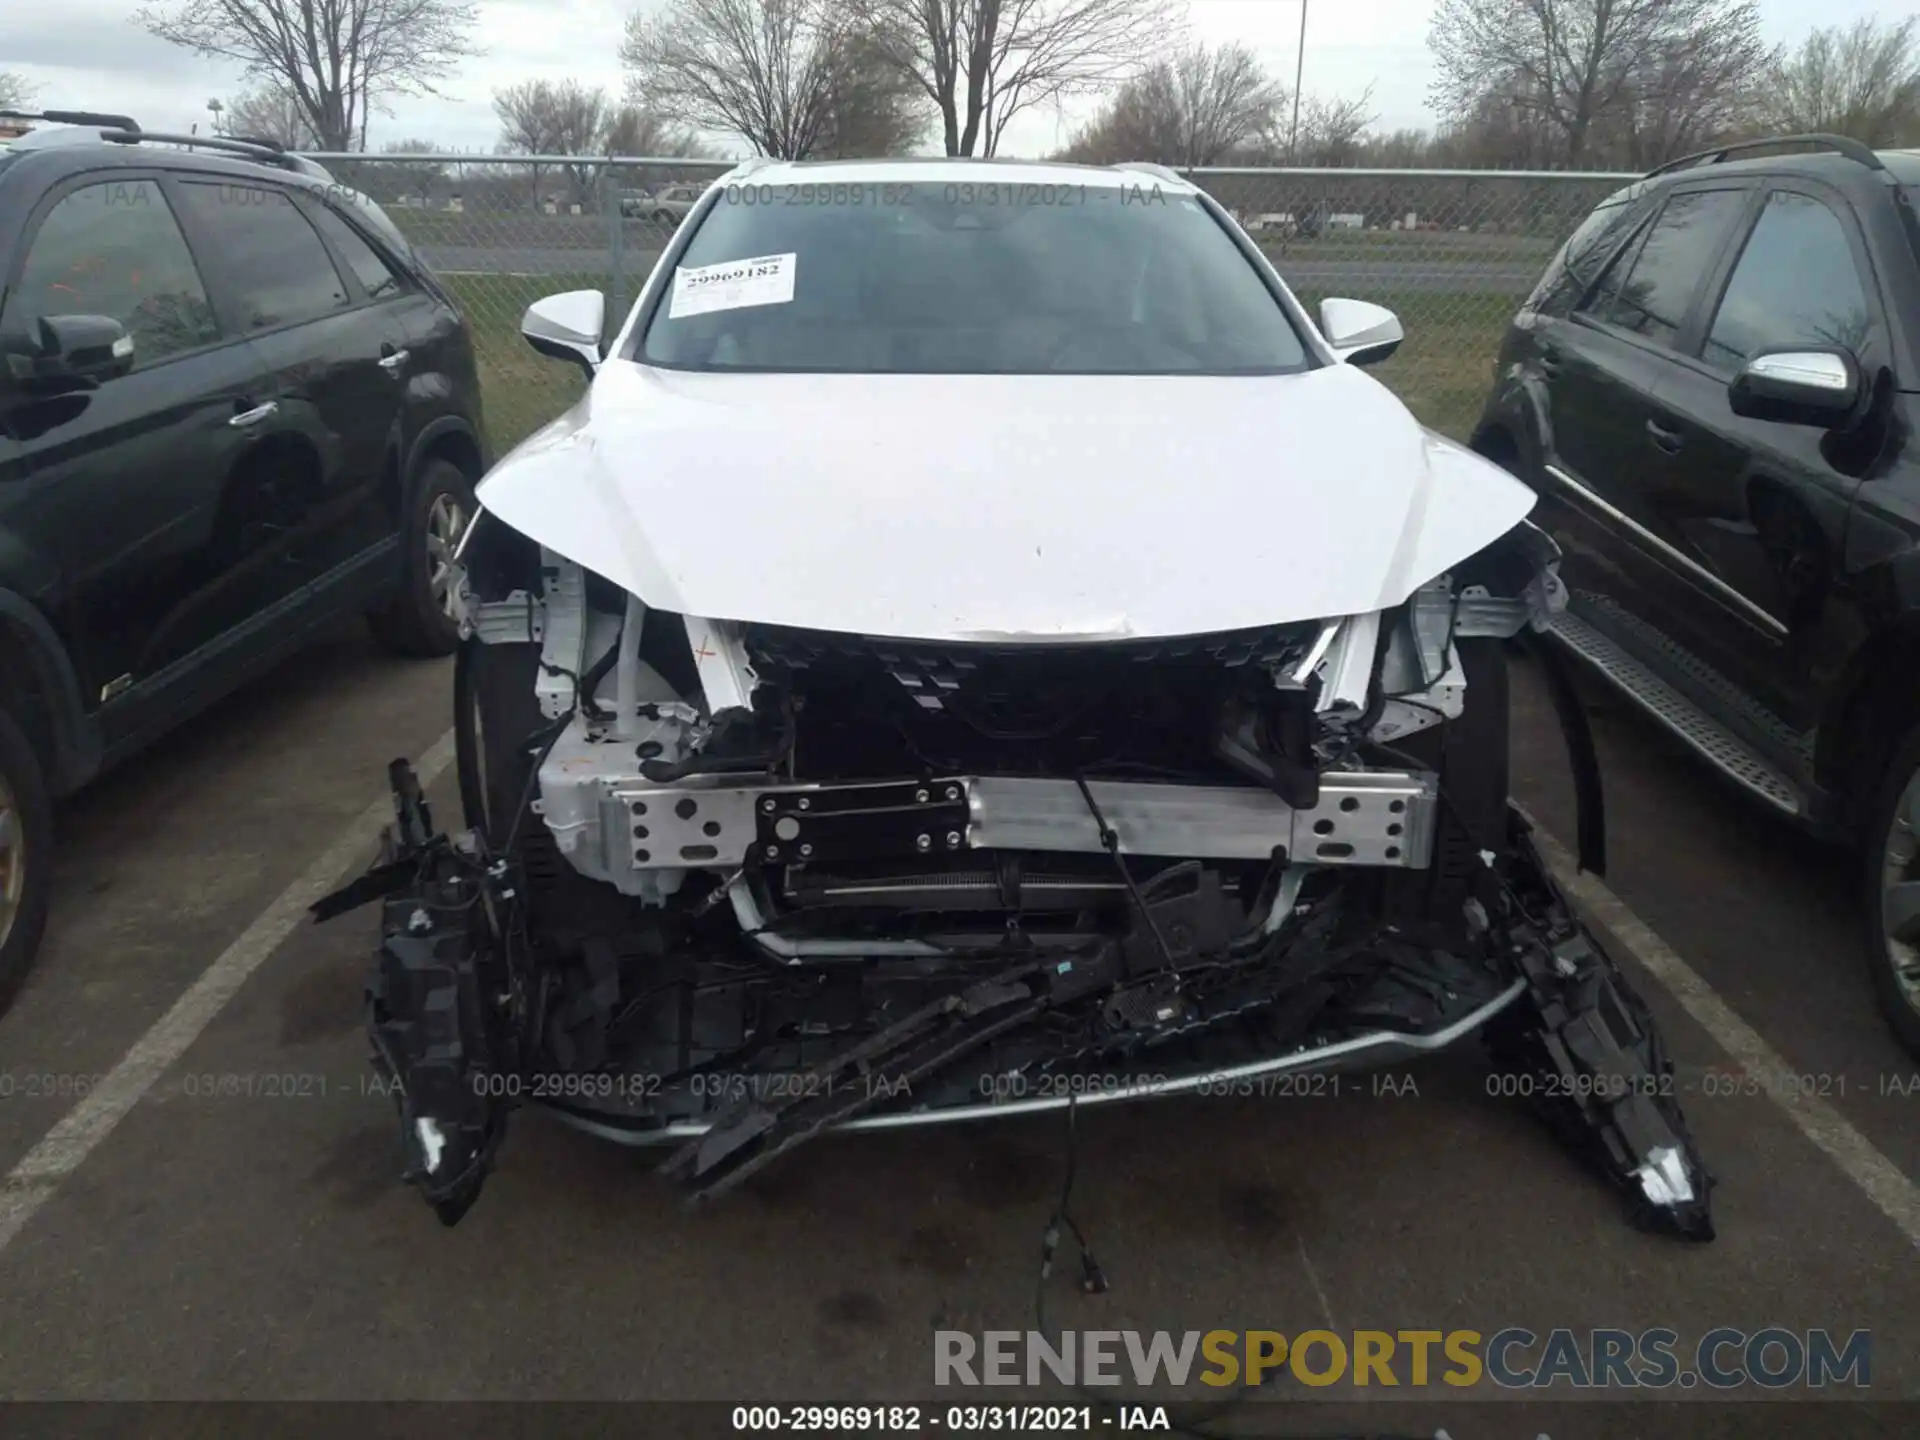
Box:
623, 0, 922, 159
1222, 88, 1377, 167
814, 23, 934, 156
601, 107, 725, 200
1758, 17, 1920, 147
1056, 66, 1178, 164
1425, 83, 1565, 169
1290, 90, 1378, 167
223, 84, 319, 147
1605, 28, 1768, 167
1429, 0, 1766, 167
858, 0, 1181, 157
381, 137, 448, 203
1357, 127, 1441, 168
1060, 41, 1280, 167
136, 0, 480, 151
0, 72, 35, 111
602, 105, 718, 157
621, 0, 845, 159
494, 79, 612, 206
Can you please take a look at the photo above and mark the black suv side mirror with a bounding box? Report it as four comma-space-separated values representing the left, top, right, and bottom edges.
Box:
2, 315, 135, 394
1728, 347, 1861, 429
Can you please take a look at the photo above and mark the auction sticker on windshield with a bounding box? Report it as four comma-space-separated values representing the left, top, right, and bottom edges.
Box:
669, 252, 797, 318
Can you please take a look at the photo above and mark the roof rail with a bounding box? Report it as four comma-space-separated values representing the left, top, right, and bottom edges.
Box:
1644, 133, 1886, 179
0, 108, 141, 132
98, 128, 315, 174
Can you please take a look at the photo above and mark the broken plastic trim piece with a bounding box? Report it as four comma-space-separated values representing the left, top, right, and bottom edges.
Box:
1315, 611, 1382, 715
682, 614, 760, 714
1288, 620, 1341, 686
1406, 578, 1453, 686
1635, 1144, 1696, 1208
312, 760, 524, 1227
326, 763, 1706, 1238
548, 979, 1528, 1145
467, 589, 542, 646
1486, 820, 1712, 1241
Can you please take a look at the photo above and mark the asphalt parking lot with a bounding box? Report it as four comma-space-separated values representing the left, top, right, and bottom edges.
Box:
0, 620, 1916, 1436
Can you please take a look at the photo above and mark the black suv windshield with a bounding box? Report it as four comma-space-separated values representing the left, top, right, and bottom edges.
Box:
635, 177, 1310, 375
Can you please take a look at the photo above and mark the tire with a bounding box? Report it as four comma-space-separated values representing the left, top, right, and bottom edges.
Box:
1858, 720, 1920, 1058
651, 210, 674, 227
368, 458, 477, 659
465, 637, 544, 847
0, 705, 54, 1018
1382, 636, 1511, 932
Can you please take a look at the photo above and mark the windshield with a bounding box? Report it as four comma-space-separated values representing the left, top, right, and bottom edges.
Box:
635, 178, 1311, 375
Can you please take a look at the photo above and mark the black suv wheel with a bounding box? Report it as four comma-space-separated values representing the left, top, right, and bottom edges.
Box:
0, 706, 53, 1017
1861, 720, 1920, 1058
369, 458, 477, 658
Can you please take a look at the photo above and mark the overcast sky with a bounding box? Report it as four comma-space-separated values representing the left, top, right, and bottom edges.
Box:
1, 0, 1900, 158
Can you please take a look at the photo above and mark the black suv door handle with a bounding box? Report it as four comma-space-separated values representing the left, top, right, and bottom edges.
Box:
1646, 418, 1684, 454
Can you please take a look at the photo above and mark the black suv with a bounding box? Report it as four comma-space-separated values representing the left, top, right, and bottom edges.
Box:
0, 112, 490, 1011
1473, 134, 1920, 1054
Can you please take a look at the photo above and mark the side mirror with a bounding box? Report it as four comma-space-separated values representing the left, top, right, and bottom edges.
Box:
1319, 297, 1404, 367
3, 314, 135, 394
1729, 348, 1861, 428
521, 290, 606, 378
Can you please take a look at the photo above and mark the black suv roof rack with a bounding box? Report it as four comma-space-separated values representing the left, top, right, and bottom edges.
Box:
1645, 132, 1887, 179
98, 128, 310, 170
0, 109, 326, 177
0, 108, 142, 132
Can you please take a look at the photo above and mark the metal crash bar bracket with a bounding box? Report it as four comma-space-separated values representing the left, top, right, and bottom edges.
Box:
594, 771, 1439, 874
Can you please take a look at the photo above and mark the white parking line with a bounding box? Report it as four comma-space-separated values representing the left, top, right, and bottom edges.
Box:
0, 732, 455, 1256
1532, 824, 1920, 1253
1296, 1233, 1339, 1332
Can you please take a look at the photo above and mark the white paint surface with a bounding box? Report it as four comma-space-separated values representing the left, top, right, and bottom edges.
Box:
476, 362, 1537, 642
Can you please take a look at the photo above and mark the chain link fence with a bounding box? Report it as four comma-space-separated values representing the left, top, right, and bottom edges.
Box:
311, 154, 1639, 453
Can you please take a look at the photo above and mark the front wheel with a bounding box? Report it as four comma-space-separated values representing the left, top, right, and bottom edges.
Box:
0, 706, 53, 1018
369, 459, 477, 659
1380, 636, 1511, 932
1860, 723, 1920, 1058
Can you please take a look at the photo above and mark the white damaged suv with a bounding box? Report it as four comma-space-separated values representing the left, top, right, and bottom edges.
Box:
322, 157, 1714, 1236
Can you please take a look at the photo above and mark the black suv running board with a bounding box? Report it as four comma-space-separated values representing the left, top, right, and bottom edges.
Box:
1549, 609, 1806, 817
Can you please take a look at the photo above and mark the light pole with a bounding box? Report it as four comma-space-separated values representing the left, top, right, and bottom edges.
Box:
1287, 0, 1308, 164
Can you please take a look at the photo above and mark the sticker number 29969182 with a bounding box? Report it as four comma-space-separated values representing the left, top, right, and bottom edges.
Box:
668, 252, 798, 318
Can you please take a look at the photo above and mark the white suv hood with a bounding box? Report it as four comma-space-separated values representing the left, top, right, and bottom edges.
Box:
475, 361, 1535, 642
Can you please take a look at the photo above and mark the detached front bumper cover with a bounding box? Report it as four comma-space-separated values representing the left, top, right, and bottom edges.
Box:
314, 766, 1714, 1241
